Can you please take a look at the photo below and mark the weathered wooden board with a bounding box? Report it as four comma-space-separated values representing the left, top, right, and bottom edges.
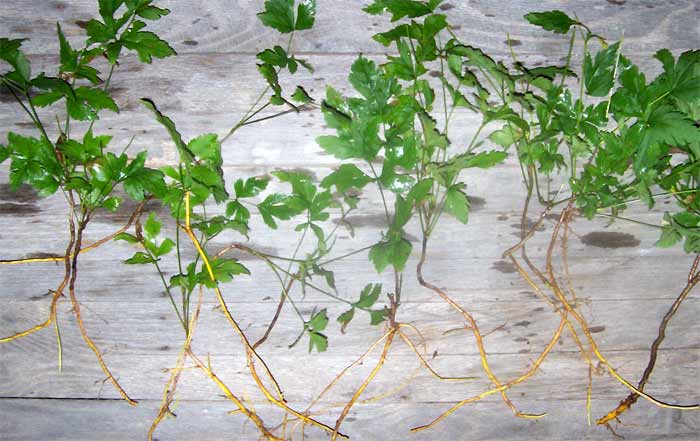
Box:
2, 1, 700, 440
3, 0, 698, 57
2, 398, 698, 441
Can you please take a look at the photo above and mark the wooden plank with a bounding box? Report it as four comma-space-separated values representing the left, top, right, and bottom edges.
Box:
1, 340, 698, 403
1, 398, 698, 441
2, 0, 698, 58
1, 1, 698, 440
1, 51, 694, 170
1, 297, 697, 357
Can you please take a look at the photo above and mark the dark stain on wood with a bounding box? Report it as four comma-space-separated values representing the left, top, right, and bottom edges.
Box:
497, 214, 508, 221
0, 183, 40, 203
589, 325, 606, 333
467, 195, 486, 211
218, 244, 280, 262
429, 70, 442, 78
506, 39, 522, 46
0, 202, 40, 215
337, 213, 390, 229
491, 260, 517, 274
510, 217, 545, 233
158, 345, 171, 351
182, 40, 199, 46
439, 3, 456, 10
607, 0, 626, 5
24, 252, 62, 260
51, 1, 67, 10
0, 85, 16, 103
279, 167, 318, 181
75, 20, 89, 29
513, 337, 528, 342
580, 231, 640, 249
93, 198, 167, 224
514, 320, 531, 327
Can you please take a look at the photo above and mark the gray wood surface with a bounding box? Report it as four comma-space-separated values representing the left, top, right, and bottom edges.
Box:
1, 1, 699, 440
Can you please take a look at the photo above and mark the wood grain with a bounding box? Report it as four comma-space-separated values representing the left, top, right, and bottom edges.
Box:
1, 1, 699, 440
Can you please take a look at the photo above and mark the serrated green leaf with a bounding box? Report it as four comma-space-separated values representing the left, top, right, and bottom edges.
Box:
200, 257, 250, 288
584, 42, 621, 97
444, 183, 470, 224
320, 164, 371, 194
258, 193, 300, 228
258, 0, 316, 33
114, 232, 138, 243
369, 309, 388, 325
122, 28, 175, 63
309, 308, 329, 332
188, 133, 222, 164
143, 212, 161, 239
141, 99, 194, 162
308, 331, 328, 352
369, 232, 412, 273
524, 10, 577, 34
124, 251, 155, 264
337, 308, 355, 333
291, 85, 312, 104
355, 283, 382, 308
363, 0, 435, 21
123, 166, 166, 201
234, 176, 269, 199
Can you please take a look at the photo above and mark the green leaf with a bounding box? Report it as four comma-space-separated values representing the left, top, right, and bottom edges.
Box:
584, 42, 621, 97
188, 133, 222, 164
257, 0, 316, 33
454, 150, 508, 169
291, 85, 312, 104
355, 283, 382, 309
308, 308, 329, 332
444, 183, 470, 224
369, 309, 388, 325
418, 112, 449, 152
141, 99, 194, 162
0, 38, 31, 82
258, 193, 299, 228
234, 176, 269, 198
201, 257, 250, 287
124, 251, 155, 264
656, 225, 682, 248
308, 331, 328, 352
123, 166, 166, 201
56, 23, 77, 72
143, 212, 161, 239
369, 232, 412, 273
295, 0, 316, 31
524, 10, 577, 34
363, 0, 436, 21
272, 170, 317, 203
5, 132, 61, 195
114, 232, 138, 243
337, 308, 355, 333
349, 56, 398, 113
320, 164, 371, 194
633, 107, 700, 173
122, 27, 175, 63
76, 86, 119, 114
136, 5, 171, 20
489, 125, 521, 147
